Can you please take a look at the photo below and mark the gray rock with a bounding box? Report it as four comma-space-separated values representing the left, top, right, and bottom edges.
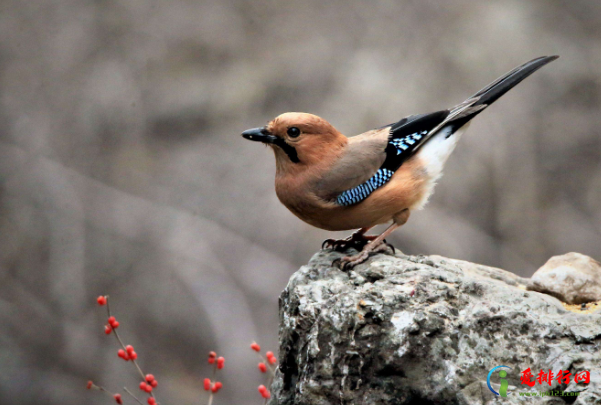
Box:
527, 252, 601, 305
271, 251, 601, 405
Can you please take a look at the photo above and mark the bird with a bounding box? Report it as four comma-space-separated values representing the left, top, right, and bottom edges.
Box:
242, 56, 558, 269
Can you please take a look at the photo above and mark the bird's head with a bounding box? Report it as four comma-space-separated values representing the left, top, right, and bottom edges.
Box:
242, 112, 347, 175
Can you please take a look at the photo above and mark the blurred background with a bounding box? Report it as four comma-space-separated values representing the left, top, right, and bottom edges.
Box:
1, 0, 600, 404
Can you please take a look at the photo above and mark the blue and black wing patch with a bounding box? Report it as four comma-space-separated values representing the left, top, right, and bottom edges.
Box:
381, 110, 449, 172
336, 168, 395, 206
336, 110, 450, 207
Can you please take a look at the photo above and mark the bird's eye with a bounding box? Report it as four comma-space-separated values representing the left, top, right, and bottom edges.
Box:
287, 127, 301, 138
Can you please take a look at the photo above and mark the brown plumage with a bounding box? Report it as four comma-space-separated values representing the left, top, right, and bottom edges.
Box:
269, 113, 426, 231
242, 56, 558, 268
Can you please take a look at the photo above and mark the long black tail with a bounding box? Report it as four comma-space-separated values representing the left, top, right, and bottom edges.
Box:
472, 55, 558, 107
406, 56, 559, 149
443, 56, 558, 130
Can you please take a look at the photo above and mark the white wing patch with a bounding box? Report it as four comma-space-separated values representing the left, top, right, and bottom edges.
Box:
412, 123, 470, 210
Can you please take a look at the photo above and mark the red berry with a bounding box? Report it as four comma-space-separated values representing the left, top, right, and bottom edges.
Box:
217, 356, 225, 369
150, 380, 158, 388
104, 325, 112, 335
258, 362, 267, 373
203, 378, 211, 391
126, 345, 134, 354
112, 321, 120, 329
212, 381, 222, 393
97, 296, 107, 306
118, 349, 126, 358
266, 351, 277, 364
258, 385, 270, 398
114, 394, 123, 404
145, 374, 155, 383
250, 342, 261, 352
147, 398, 156, 405
87, 381, 93, 389
208, 351, 216, 365
130, 351, 138, 360
139, 382, 149, 392
144, 384, 152, 393
108, 316, 116, 325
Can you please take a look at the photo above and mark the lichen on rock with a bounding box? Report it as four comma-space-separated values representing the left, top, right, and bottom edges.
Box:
271, 250, 601, 404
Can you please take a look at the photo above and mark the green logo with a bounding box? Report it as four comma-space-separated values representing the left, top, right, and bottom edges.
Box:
487, 365, 511, 397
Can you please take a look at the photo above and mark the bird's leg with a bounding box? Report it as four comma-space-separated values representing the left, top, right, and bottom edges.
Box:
322, 227, 375, 252
337, 209, 410, 270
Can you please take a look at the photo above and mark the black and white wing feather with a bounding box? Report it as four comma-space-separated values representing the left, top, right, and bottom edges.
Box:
381, 110, 449, 171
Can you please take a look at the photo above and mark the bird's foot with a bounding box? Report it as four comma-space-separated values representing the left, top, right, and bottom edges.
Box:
322, 231, 382, 252
335, 242, 395, 271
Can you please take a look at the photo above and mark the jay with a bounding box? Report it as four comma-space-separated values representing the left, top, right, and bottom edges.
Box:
242, 56, 558, 269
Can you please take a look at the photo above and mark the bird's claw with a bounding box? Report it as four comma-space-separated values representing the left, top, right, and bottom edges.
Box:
322, 232, 379, 253
322, 237, 356, 252
336, 250, 371, 271
374, 242, 395, 255
322, 238, 337, 249
333, 241, 396, 271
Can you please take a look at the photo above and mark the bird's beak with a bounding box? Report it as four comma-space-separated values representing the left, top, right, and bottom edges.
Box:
241, 127, 278, 144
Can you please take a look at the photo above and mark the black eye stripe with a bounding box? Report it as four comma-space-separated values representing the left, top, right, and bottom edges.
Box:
273, 137, 299, 163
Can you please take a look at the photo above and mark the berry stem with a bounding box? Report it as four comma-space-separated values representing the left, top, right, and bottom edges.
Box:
206, 362, 217, 405
253, 347, 276, 404
89, 382, 121, 402
91, 382, 109, 394
124, 387, 145, 405
105, 297, 157, 402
